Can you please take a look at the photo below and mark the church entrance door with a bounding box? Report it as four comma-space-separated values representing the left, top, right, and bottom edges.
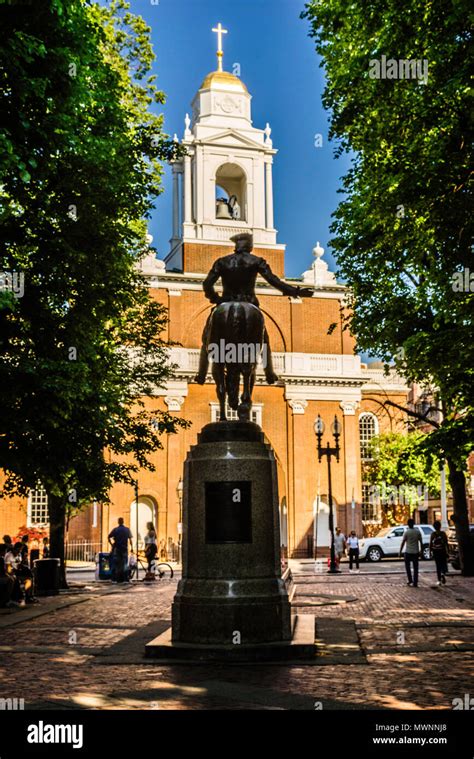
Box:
130, 497, 156, 549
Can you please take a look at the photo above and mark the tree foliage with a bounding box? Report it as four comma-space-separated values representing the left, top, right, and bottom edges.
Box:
0, 0, 187, 577
366, 431, 441, 505
303, 0, 473, 459
303, 0, 474, 572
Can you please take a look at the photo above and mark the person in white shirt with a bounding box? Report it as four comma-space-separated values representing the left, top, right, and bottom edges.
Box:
4, 544, 21, 572
399, 518, 423, 587
347, 531, 360, 573
144, 522, 158, 573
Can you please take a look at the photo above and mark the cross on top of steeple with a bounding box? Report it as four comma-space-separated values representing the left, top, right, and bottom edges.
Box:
212, 23, 228, 72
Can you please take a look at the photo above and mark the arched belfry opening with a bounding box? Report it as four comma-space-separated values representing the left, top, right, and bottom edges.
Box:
215, 163, 247, 221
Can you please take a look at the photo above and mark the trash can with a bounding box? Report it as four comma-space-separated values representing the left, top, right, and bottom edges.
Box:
33, 558, 60, 596
96, 552, 113, 581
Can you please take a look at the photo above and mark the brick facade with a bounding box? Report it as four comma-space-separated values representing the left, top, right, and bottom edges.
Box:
182, 242, 286, 278
0, 260, 413, 557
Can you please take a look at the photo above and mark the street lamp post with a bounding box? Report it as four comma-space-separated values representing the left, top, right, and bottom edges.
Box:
314, 414, 342, 574
134, 480, 139, 582
177, 478, 183, 565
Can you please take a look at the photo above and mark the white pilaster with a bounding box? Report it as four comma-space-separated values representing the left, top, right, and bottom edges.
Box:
339, 401, 359, 416
164, 396, 186, 411
265, 159, 274, 230
196, 146, 204, 224
288, 399, 308, 415
172, 166, 180, 239
184, 155, 192, 224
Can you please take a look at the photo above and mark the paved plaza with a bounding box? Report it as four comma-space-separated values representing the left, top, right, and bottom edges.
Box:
1, 561, 473, 711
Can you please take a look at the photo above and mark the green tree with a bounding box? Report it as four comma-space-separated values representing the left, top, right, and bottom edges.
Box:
303, 0, 474, 573
365, 432, 441, 523
0, 0, 186, 585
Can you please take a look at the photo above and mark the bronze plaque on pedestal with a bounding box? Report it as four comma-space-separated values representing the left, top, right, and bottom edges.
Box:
205, 481, 252, 543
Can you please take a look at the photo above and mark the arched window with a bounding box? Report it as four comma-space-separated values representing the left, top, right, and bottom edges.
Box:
359, 413, 378, 460
215, 163, 246, 221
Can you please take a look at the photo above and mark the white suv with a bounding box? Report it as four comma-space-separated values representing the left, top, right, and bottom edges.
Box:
358, 525, 434, 562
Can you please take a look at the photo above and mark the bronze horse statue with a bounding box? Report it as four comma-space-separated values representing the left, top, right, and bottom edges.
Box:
208, 301, 265, 422
195, 233, 313, 422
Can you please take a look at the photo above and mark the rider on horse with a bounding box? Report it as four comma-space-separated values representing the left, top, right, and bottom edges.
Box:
195, 233, 313, 386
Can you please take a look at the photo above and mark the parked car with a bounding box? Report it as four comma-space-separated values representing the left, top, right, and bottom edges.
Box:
358, 524, 435, 562
448, 525, 474, 570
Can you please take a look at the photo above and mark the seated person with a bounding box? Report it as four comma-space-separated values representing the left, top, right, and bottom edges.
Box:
4, 542, 21, 572
5, 542, 36, 603
0, 544, 23, 607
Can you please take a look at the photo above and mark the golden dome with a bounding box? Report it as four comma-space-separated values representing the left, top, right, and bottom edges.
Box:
200, 70, 248, 93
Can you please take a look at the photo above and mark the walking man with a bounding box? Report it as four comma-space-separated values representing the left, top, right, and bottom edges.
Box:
430, 520, 449, 586
399, 518, 423, 587
347, 531, 360, 573
108, 518, 133, 584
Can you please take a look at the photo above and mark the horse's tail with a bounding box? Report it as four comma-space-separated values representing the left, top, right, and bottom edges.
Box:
228, 302, 246, 344
225, 304, 245, 410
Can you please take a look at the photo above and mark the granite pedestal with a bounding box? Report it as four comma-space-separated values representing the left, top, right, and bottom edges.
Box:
146, 421, 316, 661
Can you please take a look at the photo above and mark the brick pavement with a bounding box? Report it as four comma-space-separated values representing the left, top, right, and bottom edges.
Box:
0, 564, 473, 710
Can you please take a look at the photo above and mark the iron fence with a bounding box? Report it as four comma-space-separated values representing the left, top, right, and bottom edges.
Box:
290, 535, 313, 559
65, 540, 102, 563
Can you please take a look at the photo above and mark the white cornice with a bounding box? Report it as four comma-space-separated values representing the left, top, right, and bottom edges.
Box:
285, 385, 363, 403
193, 129, 273, 152
141, 271, 347, 299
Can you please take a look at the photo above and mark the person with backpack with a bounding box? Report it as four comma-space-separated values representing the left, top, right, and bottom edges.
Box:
430, 520, 449, 586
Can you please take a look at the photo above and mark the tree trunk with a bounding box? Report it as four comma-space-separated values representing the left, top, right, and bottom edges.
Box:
446, 457, 474, 576
48, 493, 68, 589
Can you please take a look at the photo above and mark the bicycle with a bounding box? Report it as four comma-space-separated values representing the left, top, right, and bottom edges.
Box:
128, 550, 174, 581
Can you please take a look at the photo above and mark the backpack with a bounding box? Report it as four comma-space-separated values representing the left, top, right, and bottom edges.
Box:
431, 532, 445, 551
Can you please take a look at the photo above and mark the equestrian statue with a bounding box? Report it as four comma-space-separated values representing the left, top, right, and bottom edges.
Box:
195, 233, 313, 422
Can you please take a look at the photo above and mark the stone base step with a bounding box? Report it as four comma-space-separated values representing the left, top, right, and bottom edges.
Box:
145, 614, 316, 663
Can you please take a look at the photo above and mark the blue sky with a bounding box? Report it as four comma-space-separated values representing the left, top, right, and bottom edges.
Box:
127, 0, 351, 278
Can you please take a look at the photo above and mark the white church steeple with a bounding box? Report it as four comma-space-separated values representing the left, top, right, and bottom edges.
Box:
167, 24, 281, 271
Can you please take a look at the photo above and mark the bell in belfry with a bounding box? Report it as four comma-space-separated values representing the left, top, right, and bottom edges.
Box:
216, 197, 232, 219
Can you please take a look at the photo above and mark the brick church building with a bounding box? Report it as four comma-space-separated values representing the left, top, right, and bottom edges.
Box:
0, 32, 410, 559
